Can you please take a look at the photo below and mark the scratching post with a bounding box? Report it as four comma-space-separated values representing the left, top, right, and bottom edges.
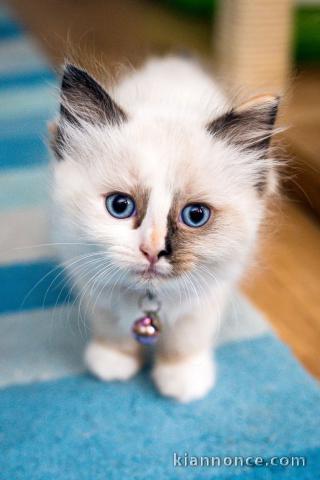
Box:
213, 0, 294, 95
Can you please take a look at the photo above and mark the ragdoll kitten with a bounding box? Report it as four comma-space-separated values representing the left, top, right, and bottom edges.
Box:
50, 56, 279, 402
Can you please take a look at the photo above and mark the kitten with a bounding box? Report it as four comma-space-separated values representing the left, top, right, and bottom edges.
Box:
50, 56, 279, 402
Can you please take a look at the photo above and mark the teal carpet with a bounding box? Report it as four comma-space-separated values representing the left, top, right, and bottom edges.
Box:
0, 4, 319, 479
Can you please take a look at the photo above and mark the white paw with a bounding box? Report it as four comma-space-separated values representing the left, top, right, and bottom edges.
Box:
85, 340, 141, 381
152, 350, 215, 403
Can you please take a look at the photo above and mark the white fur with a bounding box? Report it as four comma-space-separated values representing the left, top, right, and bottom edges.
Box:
51, 56, 277, 401
85, 341, 141, 381
152, 350, 215, 403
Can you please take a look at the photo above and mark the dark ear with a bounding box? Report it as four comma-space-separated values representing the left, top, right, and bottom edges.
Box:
207, 95, 280, 152
60, 64, 126, 126
51, 64, 127, 159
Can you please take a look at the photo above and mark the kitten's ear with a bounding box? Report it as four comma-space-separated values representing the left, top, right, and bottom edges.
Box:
51, 64, 127, 159
59, 64, 127, 126
207, 95, 280, 152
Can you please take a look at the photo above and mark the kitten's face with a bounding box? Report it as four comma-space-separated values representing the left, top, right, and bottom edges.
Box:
52, 65, 279, 292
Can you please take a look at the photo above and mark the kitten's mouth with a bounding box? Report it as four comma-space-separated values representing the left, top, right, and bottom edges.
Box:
133, 265, 169, 281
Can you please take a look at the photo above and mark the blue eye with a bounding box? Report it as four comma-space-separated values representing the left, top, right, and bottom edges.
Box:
105, 193, 136, 219
181, 204, 211, 228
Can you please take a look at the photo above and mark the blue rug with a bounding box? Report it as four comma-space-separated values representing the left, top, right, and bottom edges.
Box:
0, 5, 319, 479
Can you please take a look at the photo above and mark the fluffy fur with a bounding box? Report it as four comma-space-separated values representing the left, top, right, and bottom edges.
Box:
50, 56, 280, 402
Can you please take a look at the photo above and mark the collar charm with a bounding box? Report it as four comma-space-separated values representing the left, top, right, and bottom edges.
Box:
132, 290, 161, 345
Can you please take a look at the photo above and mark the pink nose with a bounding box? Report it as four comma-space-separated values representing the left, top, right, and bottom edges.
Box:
139, 245, 169, 264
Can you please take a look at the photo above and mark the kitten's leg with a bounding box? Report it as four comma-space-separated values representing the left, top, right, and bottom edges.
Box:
84, 306, 143, 382
153, 348, 215, 403
152, 302, 224, 402
85, 338, 143, 382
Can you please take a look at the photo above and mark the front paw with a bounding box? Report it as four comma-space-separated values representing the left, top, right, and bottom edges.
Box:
85, 340, 141, 381
152, 350, 215, 402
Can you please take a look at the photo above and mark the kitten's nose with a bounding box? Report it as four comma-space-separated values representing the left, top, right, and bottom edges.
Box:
139, 245, 169, 264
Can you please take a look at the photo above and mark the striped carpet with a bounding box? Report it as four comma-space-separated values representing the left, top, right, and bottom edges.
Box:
0, 5, 319, 479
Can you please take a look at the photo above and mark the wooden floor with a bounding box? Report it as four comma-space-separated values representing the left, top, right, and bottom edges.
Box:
242, 200, 320, 378
10, 0, 320, 378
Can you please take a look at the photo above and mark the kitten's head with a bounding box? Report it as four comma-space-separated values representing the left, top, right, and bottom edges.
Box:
51, 64, 280, 293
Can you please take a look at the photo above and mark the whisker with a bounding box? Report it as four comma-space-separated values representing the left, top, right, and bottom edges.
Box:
13, 241, 104, 251
77, 261, 117, 324
82, 263, 117, 321
43, 251, 106, 308
91, 264, 122, 314
48, 254, 107, 337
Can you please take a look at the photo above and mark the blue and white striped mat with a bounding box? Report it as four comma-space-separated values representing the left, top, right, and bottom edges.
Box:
0, 5, 319, 479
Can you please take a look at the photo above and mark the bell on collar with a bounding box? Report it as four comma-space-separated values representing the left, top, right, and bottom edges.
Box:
132, 312, 161, 345
132, 290, 162, 345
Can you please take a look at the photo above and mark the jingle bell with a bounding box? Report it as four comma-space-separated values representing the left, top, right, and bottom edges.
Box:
132, 312, 161, 345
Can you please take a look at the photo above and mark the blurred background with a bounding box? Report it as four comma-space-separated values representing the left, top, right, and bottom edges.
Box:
2, 0, 320, 378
